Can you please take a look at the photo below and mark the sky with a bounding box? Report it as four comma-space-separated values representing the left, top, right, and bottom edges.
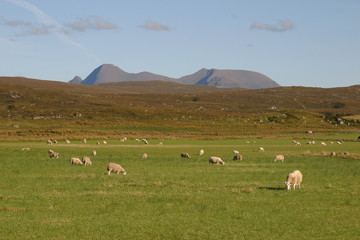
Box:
0, 0, 359, 88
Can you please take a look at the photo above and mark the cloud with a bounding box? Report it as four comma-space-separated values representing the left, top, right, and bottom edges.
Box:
138, 20, 171, 31
66, 16, 118, 32
0, 16, 32, 27
250, 20, 294, 32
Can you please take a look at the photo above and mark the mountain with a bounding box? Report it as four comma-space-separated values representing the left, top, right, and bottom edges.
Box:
69, 76, 82, 84
73, 64, 280, 89
81, 64, 175, 85
177, 68, 280, 89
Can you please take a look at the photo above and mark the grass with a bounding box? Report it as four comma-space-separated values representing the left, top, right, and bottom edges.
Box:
1, 136, 359, 239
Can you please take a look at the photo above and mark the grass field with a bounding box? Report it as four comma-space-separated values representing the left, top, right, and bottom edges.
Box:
1, 136, 359, 239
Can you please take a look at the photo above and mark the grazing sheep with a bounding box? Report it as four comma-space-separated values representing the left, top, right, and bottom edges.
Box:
233, 150, 239, 154
103, 140, 107, 144
97, 141, 100, 145
209, 156, 225, 165
181, 153, 191, 158
135, 139, 141, 142
48, 149, 54, 154
337, 141, 342, 145
70, 157, 83, 165
47, 139, 53, 145
142, 139, 149, 144
141, 153, 148, 159
92, 150, 97, 156
233, 154, 243, 161
320, 142, 326, 146
82, 156, 92, 166
330, 152, 337, 157
199, 149, 204, 156
82, 138, 87, 144
50, 151, 60, 159
274, 154, 285, 162
65, 140, 71, 144
107, 163, 127, 175
22, 147, 31, 151
285, 170, 303, 190
259, 147, 265, 152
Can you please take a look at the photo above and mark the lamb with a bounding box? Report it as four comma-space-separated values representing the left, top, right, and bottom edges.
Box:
70, 157, 83, 165
92, 150, 97, 156
141, 153, 148, 159
82, 156, 92, 166
259, 147, 265, 152
199, 149, 204, 156
50, 151, 60, 159
285, 170, 303, 190
209, 156, 225, 165
107, 162, 127, 175
274, 154, 285, 162
233, 154, 243, 161
181, 153, 191, 158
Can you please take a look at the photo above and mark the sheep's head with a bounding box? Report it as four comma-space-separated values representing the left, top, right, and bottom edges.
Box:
284, 182, 291, 190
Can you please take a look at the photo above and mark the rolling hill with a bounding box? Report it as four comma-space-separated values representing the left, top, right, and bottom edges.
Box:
72, 64, 280, 89
1, 76, 359, 139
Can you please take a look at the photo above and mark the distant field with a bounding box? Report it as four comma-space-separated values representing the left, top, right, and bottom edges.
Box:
1, 136, 359, 239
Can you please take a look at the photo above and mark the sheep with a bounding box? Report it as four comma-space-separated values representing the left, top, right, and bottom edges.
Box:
53, 140, 58, 144
209, 156, 225, 165
107, 162, 126, 175
50, 151, 60, 159
233, 150, 239, 154
65, 140, 71, 144
142, 139, 149, 144
284, 170, 303, 190
259, 147, 265, 152
135, 139, 141, 142
180, 153, 191, 158
274, 154, 285, 162
158, 142, 163, 146
82, 138, 87, 144
22, 147, 31, 151
330, 152, 337, 157
82, 156, 92, 166
199, 149, 204, 156
141, 153, 148, 159
48, 149, 54, 154
233, 154, 243, 161
92, 150, 97, 156
70, 157, 83, 165
103, 140, 107, 144
97, 141, 100, 145
47, 139, 53, 145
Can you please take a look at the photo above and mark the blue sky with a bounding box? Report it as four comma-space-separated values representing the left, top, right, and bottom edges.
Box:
1, 0, 359, 88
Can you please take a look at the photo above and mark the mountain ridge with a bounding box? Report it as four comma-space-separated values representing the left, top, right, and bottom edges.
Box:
73, 64, 280, 89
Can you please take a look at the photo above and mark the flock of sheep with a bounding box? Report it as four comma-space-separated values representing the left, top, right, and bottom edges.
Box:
24, 137, 348, 191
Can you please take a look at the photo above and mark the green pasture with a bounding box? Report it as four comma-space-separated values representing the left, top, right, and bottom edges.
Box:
0, 137, 359, 239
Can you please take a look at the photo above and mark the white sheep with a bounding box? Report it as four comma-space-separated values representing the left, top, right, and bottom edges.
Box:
47, 139, 53, 145
233, 154, 243, 161
82, 156, 92, 166
209, 156, 225, 165
107, 162, 127, 175
199, 149, 204, 156
22, 147, 31, 151
70, 157, 83, 165
141, 153, 148, 159
274, 154, 285, 162
142, 139, 149, 144
233, 150, 239, 154
285, 170, 303, 190
181, 153, 191, 158
259, 147, 265, 152
321, 142, 327, 146
50, 151, 60, 159
82, 138, 87, 144
92, 150, 97, 156
103, 140, 107, 144
65, 140, 71, 144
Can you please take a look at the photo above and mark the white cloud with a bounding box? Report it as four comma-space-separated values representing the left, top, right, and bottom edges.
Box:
66, 16, 118, 32
250, 20, 294, 32
139, 20, 171, 31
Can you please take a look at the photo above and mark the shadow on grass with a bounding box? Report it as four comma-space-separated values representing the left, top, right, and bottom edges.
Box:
258, 186, 286, 191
